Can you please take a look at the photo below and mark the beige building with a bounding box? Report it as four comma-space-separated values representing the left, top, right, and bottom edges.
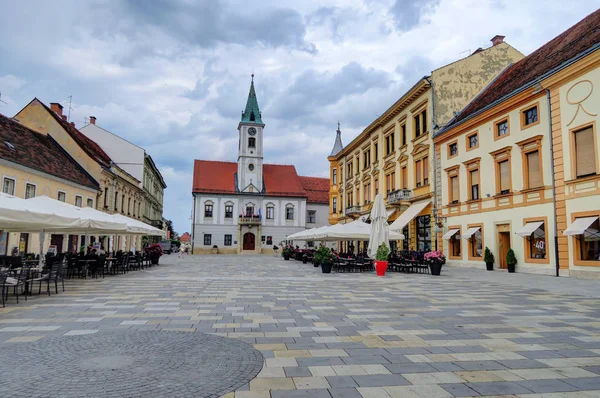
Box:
434, 9, 600, 278
328, 37, 524, 253
0, 113, 99, 255
14, 99, 143, 251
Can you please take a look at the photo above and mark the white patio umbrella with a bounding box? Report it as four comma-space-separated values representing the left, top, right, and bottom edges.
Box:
367, 194, 389, 259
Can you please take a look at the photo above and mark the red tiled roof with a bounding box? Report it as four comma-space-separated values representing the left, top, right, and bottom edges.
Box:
299, 176, 330, 204
0, 113, 99, 190
446, 9, 600, 130
38, 100, 112, 167
193, 160, 326, 200
180, 232, 191, 242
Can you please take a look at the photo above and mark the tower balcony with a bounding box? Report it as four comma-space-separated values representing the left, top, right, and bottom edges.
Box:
238, 215, 262, 226
387, 189, 412, 204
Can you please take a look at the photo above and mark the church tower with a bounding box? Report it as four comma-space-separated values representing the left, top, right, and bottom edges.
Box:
237, 75, 265, 193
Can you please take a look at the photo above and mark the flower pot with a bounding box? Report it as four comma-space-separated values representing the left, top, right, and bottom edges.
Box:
375, 260, 388, 276
321, 263, 332, 273
486, 262, 494, 271
283, 254, 290, 261
507, 263, 516, 273
429, 261, 442, 276
314, 260, 319, 267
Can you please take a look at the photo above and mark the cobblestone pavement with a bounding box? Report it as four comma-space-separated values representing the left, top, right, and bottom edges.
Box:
1, 255, 600, 398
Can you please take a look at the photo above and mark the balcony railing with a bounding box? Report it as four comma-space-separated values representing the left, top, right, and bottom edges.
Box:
345, 206, 361, 216
387, 189, 412, 204
238, 216, 262, 225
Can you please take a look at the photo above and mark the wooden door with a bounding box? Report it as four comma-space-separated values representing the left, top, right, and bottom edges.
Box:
243, 233, 255, 251
498, 228, 511, 269
50, 234, 64, 254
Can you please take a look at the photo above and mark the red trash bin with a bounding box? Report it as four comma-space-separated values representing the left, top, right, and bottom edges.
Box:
375, 260, 388, 276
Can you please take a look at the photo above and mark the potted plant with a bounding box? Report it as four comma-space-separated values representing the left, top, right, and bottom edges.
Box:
316, 246, 334, 273
424, 251, 445, 276
145, 243, 163, 265
506, 248, 517, 273
302, 253, 308, 264
484, 247, 494, 271
282, 245, 293, 260
211, 245, 218, 254
374, 243, 390, 276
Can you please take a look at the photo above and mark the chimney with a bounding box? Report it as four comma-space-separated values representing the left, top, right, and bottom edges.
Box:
50, 102, 63, 116
62, 115, 68, 121
70, 122, 75, 128
491, 35, 505, 46
90, 116, 96, 125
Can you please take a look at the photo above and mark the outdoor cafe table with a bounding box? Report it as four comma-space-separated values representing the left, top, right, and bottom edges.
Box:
77, 259, 96, 278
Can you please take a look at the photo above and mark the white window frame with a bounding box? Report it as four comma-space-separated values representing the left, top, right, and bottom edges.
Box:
87, 198, 94, 208
2, 176, 16, 196
285, 205, 294, 221
57, 190, 67, 202
75, 195, 83, 207
24, 182, 37, 199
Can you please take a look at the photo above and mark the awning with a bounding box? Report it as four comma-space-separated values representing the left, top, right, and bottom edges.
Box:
462, 227, 480, 240
442, 229, 460, 240
389, 199, 431, 231
515, 221, 544, 237
563, 216, 599, 236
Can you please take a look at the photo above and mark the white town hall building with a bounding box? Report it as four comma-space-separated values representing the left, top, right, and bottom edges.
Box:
191, 77, 330, 254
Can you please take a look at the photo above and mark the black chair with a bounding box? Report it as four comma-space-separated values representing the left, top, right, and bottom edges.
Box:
4, 267, 29, 303
32, 262, 60, 296
0, 271, 8, 307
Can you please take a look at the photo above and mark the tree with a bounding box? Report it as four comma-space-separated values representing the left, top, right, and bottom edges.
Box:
165, 219, 178, 239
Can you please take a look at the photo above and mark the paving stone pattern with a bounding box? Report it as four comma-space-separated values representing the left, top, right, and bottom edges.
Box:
1, 254, 600, 398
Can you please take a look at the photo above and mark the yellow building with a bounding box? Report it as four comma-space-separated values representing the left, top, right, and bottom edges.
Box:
0, 113, 99, 255
14, 99, 144, 251
328, 37, 523, 253
434, 9, 600, 279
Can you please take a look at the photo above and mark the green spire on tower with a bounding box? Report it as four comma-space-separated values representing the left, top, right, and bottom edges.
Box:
241, 74, 263, 124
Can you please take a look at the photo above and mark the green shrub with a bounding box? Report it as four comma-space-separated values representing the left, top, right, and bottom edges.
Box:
506, 248, 517, 266
315, 246, 334, 265
484, 247, 495, 264
375, 243, 390, 261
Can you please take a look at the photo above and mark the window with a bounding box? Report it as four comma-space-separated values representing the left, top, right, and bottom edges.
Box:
449, 175, 459, 204
128, 198, 131, 214
204, 234, 212, 246
416, 215, 431, 252
374, 143, 378, 162
374, 178, 379, 195
266, 206, 274, 219
413, 108, 427, 138
245, 206, 254, 217
332, 198, 337, 213
573, 126, 597, 178
307, 210, 316, 223
385, 172, 395, 194
133, 200, 136, 217
204, 204, 213, 218
467, 132, 479, 150
401, 123, 407, 146
224, 235, 232, 246
104, 188, 109, 207
449, 229, 461, 258
578, 218, 600, 262
528, 222, 546, 260
469, 169, 480, 200
448, 142, 458, 158
401, 167, 408, 189
521, 105, 539, 128
248, 137, 256, 148
2, 178, 15, 195
285, 207, 294, 220
25, 183, 36, 199
75, 195, 83, 207
332, 169, 337, 184
416, 159, 422, 188
415, 157, 428, 187
261, 235, 265, 243
423, 157, 429, 186
347, 192, 352, 207
58, 191, 66, 202
355, 156, 359, 175
267, 236, 273, 245
470, 228, 483, 259
498, 160, 510, 194
526, 150, 542, 188
121, 196, 125, 213
346, 162, 353, 178
385, 132, 395, 156
225, 205, 233, 218
363, 150, 370, 169
87, 198, 94, 208
495, 118, 509, 138
402, 226, 409, 250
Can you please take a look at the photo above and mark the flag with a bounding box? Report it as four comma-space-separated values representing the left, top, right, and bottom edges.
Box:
258, 208, 262, 220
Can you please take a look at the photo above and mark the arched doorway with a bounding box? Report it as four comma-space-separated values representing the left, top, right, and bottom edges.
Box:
243, 233, 255, 251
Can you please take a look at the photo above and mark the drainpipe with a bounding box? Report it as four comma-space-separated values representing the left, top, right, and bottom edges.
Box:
546, 89, 560, 277
425, 76, 439, 251
191, 194, 196, 254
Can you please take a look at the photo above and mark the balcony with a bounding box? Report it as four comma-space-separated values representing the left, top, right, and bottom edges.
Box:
345, 206, 361, 217
238, 215, 261, 226
387, 189, 412, 204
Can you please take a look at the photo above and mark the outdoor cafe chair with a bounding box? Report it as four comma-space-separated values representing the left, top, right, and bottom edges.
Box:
0, 271, 8, 307
4, 266, 29, 303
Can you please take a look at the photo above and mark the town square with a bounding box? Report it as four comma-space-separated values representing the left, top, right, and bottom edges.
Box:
2, 0, 600, 397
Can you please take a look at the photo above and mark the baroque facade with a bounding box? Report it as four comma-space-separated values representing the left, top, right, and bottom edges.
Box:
191, 78, 329, 254
328, 37, 523, 253
435, 9, 600, 279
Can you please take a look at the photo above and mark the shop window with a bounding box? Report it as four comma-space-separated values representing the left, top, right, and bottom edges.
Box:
528, 223, 546, 260
450, 230, 461, 258
416, 215, 431, 252
579, 218, 600, 261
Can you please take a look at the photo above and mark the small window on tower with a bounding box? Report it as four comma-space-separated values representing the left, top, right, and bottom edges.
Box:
248, 137, 256, 148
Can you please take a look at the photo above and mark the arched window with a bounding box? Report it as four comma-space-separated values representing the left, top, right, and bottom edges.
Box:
285, 204, 294, 220
248, 137, 256, 148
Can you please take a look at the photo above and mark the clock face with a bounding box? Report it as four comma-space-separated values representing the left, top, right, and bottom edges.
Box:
248, 127, 257, 136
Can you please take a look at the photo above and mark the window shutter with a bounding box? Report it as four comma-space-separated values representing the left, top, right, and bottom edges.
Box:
499, 160, 510, 192
416, 160, 422, 183
527, 151, 541, 188
451, 176, 459, 201
575, 127, 596, 177
423, 157, 429, 181
470, 169, 480, 187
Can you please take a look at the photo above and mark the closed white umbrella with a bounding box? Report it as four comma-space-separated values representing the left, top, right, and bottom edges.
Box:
367, 194, 389, 259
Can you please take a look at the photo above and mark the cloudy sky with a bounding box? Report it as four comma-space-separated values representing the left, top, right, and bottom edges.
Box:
0, 0, 598, 233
